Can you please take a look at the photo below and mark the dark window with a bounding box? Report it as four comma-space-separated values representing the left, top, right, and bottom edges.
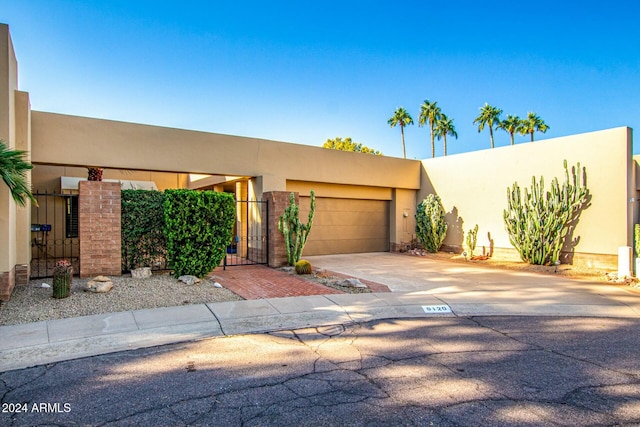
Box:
65, 196, 78, 238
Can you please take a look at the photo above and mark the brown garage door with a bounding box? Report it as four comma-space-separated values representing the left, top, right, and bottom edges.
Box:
299, 197, 389, 255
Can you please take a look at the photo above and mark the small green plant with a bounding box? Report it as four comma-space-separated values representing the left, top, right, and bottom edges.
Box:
294, 259, 312, 275
415, 194, 448, 253
504, 160, 589, 265
52, 259, 72, 299
278, 191, 316, 266
635, 224, 640, 258
466, 224, 479, 257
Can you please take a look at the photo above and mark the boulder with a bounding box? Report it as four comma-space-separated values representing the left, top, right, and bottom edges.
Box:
213, 282, 223, 288
337, 278, 367, 289
179, 275, 201, 286
85, 276, 114, 293
131, 267, 153, 279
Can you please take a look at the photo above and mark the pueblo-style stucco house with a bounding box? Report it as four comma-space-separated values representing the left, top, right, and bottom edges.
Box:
1, 24, 637, 300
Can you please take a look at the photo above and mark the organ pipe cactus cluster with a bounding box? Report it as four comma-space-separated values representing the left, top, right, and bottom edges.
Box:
415, 194, 448, 253
278, 191, 316, 266
503, 160, 589, 265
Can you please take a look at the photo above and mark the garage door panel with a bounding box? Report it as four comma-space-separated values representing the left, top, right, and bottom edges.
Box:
298, 197, 389, 255
310, 225, 389, 240
311, 211, 388, 227
303, 238, 389, 255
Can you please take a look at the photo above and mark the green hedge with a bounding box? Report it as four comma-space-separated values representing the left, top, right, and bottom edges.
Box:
121, 190, 167, 272
163, 189, 236, 277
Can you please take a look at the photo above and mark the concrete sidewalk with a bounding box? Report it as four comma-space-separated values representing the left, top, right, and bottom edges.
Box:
2, 252, 639, 372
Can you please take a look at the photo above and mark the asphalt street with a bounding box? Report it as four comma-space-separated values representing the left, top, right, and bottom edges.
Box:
2, 316, 639, 426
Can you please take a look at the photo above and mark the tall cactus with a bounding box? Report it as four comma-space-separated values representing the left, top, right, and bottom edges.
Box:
415, 194, 448, 253
503, 160, 589, 265
466, 224, 479, 257
278, 191, 316, 266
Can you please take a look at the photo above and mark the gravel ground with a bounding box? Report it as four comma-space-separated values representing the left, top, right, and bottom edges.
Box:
0, 273, 243, 326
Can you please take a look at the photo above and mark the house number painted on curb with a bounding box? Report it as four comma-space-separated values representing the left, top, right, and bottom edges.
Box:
422, 305, 452, 314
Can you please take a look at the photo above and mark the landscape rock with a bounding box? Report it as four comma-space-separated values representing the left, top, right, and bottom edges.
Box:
337, 278, 367, 289
41, 283, 51, 288
131, 267, 152, 279
179, 275, 201, 286
213, 282, 223, 288
84, 277, 114, 293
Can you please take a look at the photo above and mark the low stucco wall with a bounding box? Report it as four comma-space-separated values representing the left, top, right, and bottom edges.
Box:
418, 127, 634, 265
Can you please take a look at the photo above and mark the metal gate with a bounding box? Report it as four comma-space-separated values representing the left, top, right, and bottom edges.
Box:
223, 200, 268, 268
30, 191, 80, 278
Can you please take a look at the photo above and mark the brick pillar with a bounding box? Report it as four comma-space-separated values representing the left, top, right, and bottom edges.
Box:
263, 191, 297, 268
0, 267, 15, 301
79, 181, 122, 278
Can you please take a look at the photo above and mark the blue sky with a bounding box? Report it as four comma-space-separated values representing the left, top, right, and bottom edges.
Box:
2, 1, 639, 158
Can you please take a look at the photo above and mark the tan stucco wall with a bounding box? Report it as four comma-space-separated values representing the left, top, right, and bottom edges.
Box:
419, 127, 633, 257
0, 24, 18, 273
14, 90, 31, 266
390, 188, 417, 247
31, 165, 188, 192
31, 111, 421, 191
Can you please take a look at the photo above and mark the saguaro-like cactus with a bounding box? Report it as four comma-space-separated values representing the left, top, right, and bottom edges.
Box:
466, 224, 479, 257
503, 160, 589, 265
278, 191, 316, 266
415, 194, 448, 253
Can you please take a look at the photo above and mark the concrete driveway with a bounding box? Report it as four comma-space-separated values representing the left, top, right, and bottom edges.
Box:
307, 252, 640, 317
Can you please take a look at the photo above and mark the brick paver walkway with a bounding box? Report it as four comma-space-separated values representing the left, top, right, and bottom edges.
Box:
208, 265, 390, 300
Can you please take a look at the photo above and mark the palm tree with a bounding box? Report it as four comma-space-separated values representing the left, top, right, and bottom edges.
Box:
418, 100, 442, 158
498, 114, 522, 145
0, 140, 36, 207
388, 107, 414, 159
520, 112, 549, 141
434, 114, 458, 156
473, 103, 503, 148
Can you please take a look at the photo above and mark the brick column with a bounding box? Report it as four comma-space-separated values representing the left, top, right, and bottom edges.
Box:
0, 268, 15, 301
263, 191, 297, 268
79, 181, 122, 278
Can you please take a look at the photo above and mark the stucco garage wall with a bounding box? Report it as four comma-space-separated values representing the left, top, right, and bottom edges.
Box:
419, 127, 633, 267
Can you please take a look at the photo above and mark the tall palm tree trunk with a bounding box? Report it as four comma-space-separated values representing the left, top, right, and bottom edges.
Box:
401, 125, 406, 159
530, 131, 534, 142
510, 132, 515, 145
443, 135, 448, 156
489, 127, 495, 148
430, 126, 436, 158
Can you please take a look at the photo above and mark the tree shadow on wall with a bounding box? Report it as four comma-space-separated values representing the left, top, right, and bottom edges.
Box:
444, 206, 464, 252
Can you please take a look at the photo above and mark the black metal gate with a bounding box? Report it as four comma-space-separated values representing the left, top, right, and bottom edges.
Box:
30, 191, 80, 278
223, 200, 268, 268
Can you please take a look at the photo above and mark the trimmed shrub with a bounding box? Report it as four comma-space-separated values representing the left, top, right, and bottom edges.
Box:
121, 190, 167, 272
415, 194, 448, 253
163, 189, 235, 278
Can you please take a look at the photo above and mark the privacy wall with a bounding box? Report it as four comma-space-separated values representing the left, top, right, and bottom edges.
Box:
419, 127, 635, 268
